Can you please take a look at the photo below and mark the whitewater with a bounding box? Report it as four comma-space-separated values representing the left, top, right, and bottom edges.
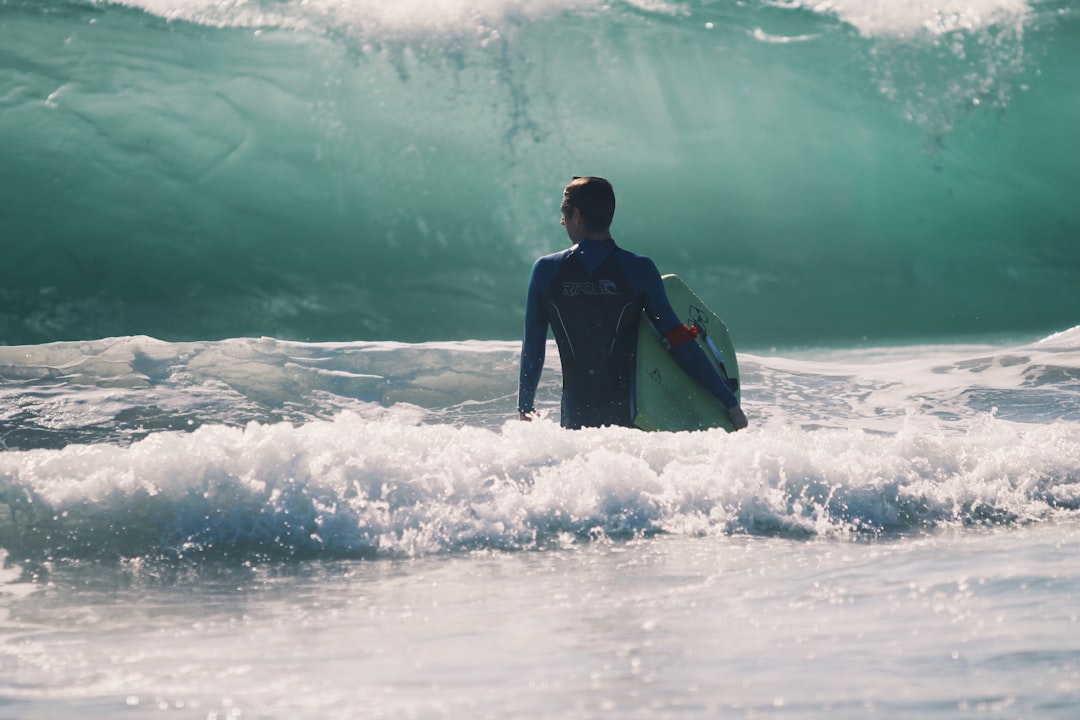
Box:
1, 0, 1079, 718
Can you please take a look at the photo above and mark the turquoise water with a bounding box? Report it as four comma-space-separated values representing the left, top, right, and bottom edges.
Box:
1, 1, 1079, 718
1, 0, 1077, 346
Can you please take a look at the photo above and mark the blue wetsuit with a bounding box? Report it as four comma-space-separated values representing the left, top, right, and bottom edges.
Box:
518, 238, 739, 429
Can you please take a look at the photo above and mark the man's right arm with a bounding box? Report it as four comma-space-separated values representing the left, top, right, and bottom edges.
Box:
517, 259, 552, 418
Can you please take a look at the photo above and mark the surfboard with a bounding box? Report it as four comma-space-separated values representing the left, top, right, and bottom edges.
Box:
633, 274, 741, 432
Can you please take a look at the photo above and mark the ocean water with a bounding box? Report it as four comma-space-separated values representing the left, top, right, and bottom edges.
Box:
2, 0, 1080, 718
0, 331, 1078, 718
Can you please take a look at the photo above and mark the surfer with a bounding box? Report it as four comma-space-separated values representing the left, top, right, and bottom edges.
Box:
517, 176, 749, 430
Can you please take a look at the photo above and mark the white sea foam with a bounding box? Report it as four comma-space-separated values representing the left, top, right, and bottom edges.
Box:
1, 401, 1077, 561
111, 0, 1029, 38
1, 330, 1077, 559
789, 0, 1030, 38
104, 0, 678, 34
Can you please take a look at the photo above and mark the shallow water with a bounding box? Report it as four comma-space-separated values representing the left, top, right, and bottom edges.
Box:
2, 522, 1077, 719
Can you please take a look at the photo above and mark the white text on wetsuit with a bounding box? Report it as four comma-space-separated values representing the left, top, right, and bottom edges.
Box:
562, 280, 619, 297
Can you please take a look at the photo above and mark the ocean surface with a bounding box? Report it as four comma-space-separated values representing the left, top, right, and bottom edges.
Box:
2, 0, 1080, 718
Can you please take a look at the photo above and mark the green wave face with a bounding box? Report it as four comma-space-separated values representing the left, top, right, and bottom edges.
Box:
1, 0, 1077, 347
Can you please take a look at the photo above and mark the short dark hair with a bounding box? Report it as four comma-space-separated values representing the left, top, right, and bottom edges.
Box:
562, 176, 615, 232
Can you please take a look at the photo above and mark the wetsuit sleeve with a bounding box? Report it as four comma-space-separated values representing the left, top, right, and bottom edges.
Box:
517, 258, 551, 414
638, 258, 740, 410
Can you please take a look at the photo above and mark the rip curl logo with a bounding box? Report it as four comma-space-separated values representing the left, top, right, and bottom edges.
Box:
686, 305, 709, 329
562, 279, 619, 297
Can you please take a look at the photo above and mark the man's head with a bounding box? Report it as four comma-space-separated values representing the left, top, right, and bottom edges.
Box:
561, 176, 616, 235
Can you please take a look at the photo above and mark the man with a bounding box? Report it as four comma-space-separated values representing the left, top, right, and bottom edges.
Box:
517, 176, 749, 430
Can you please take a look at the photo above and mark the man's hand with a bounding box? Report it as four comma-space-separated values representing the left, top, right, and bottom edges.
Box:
728, 405, 749, 430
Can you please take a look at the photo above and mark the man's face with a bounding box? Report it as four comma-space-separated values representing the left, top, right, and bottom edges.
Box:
560, 199, 583, 242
